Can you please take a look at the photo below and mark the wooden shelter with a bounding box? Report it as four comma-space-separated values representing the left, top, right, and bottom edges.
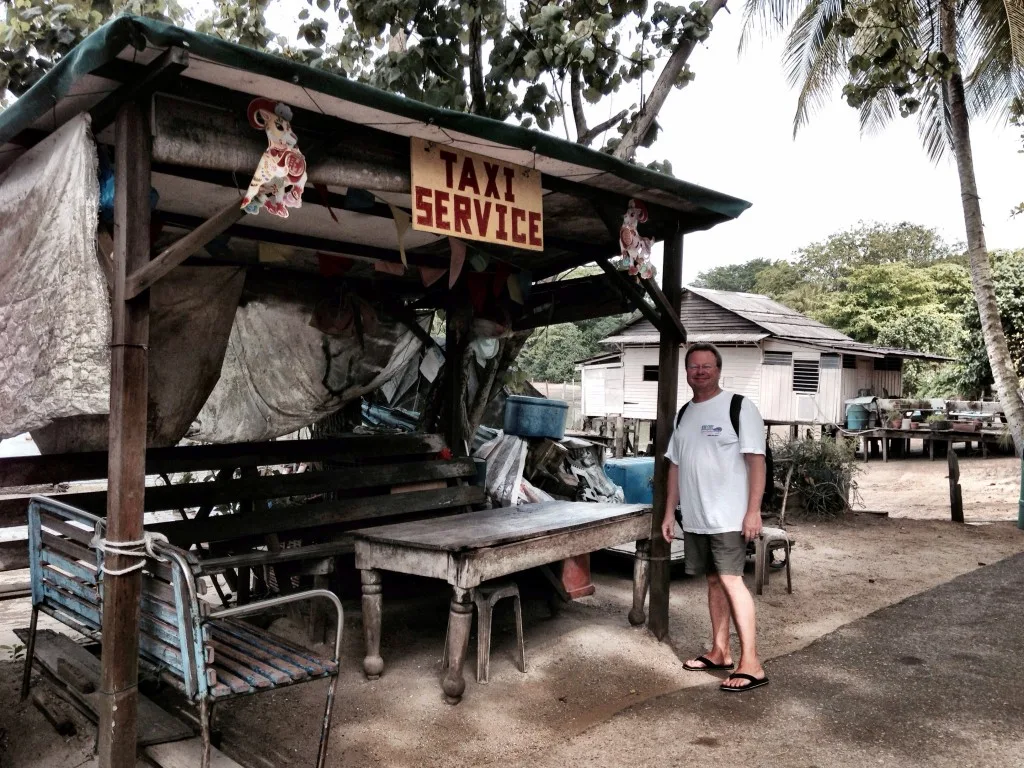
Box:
0, 16, 749, 767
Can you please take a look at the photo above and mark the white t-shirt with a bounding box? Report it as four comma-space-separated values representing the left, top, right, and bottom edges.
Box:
665, 390, 766, 534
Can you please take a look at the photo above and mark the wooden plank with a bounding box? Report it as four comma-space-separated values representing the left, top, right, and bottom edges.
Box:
0, 433, 447, 488
648, 229, 683, 640
126, 199, 244, 299
351, 501, 650, 552
948, 449, 965, 523
47, 457, 475, 514
0, 580, 31, 600
98, 100, 152, 768
15, 628, 192, 747
595, 256, 666, 334
152, 484, 485, 545
197, 540, 346, 572
88, 47, 189, 133
639, 276, 687, 341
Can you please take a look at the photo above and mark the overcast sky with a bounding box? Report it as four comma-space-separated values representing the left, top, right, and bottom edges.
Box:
619, 18, 1024, 284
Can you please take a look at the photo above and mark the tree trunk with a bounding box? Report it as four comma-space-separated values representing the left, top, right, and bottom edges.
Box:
940, 1, 1024, 455
612, 0, 728, 160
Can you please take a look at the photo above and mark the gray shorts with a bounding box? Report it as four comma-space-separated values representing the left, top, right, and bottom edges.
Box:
683, 531, 747, 576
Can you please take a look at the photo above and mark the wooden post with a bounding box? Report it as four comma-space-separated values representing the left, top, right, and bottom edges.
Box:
647, 229, 683, 640
443, 289, 471, 457
98, 102, 152, 768
614, 415, 625, 458
948, 449, 964, 523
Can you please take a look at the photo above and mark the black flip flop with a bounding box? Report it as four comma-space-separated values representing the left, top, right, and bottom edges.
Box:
720, 673, 769, 692
683, 655, 735, 672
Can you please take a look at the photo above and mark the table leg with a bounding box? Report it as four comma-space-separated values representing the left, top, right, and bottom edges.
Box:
442, 587, 473, 705
361, 569, 384, 679
628, 539, 651, 626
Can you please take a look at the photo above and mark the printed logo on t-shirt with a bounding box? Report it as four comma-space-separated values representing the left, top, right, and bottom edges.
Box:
701, 424, 723, 437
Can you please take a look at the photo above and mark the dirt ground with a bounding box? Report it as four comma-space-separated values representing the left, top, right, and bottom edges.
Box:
0, 454, 1021, 767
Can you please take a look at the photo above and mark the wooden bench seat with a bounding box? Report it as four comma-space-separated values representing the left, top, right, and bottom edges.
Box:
22, 496, 343, 768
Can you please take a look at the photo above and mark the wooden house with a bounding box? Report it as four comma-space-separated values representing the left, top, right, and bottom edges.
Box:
580, 287, 946, 425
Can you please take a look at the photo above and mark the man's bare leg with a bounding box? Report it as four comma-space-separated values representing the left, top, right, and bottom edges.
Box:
684, 573, 733, 668
717, 573, 765, 687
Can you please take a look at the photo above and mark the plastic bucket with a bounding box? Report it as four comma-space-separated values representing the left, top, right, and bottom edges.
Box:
846, 404, 869, 430
503, 395, 569, 439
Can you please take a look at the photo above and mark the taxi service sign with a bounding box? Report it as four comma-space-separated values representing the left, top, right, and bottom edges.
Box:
410, 138, 544, 251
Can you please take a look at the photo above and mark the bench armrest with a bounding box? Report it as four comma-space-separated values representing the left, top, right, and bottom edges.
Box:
209, 589, 344, 663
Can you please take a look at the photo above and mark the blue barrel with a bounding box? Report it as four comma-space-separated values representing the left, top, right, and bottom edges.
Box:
846, 404, 868, 430
604, 457, 655, 504
504, 395, 569, 439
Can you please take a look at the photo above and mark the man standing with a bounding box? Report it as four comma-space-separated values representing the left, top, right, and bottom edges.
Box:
660, 342, 769, 692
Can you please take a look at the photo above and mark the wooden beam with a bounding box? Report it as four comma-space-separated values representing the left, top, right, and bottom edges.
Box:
640, 276, 686, 341
648, 229, 683, 640
89, 48, 189, 134
512, 274, 632, 330
595, 256, 666, 333
126, 199, 244, 298
97, 101, 152, 768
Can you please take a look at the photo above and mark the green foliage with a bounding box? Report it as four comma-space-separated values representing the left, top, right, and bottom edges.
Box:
693, 257, 773, 292
518, 314, 630, 382
0, 0, 717, 169
774, 436, 859, 520
955, 250, 1024, 397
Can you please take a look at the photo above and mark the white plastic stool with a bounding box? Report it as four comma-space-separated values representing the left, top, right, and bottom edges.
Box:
443, 580, 526, 683
755, 527, 792, 595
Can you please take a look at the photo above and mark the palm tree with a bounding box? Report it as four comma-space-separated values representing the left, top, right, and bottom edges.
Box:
743, 0, 1024, 453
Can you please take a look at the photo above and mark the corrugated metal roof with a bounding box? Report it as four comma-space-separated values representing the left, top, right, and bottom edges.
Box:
687, 287, 852, 342
605, 287, 945, 361
601, 332, 768, 345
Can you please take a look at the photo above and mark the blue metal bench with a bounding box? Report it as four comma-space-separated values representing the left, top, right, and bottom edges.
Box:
21, 496, 343, 768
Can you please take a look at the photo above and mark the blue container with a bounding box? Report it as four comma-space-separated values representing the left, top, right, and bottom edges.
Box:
604, 457, 656, 504
846, 404, 869, 430
503, 395, 569, 439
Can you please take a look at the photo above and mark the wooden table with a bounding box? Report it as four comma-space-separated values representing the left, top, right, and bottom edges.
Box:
352, 501, 653, 704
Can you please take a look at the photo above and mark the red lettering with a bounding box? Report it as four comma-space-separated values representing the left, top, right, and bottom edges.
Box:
435, 190, 451, 231
503, 167, 516, 202
483, 162, 501, 199
439, 150, 458, 188
473, 199, 492, 235
453, 194, 472, 234
458, 159, 480, 195
511, 208, 527, 244
414, 187, 433, 227
528, 211, 542, 246
494, 203, 509, 241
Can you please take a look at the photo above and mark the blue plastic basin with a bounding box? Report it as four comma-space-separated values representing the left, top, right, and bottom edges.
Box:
504, 395, 569, 439
604, 457, 655, 504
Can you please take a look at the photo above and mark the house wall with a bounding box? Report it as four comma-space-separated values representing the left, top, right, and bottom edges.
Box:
872, 366, 902, 399
759, 341, 843, 423
616, 345, 761, 420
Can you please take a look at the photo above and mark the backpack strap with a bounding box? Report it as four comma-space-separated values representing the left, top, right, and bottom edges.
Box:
675, 401, 690, 428
729, 394, 743, 437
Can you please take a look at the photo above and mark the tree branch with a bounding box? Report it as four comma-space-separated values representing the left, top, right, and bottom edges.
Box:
468, 4, 487, 115
613, 0, 728, 161
580, 109, 628, 146
570, 66, 590, 142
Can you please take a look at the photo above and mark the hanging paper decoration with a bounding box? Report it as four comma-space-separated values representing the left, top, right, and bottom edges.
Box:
469, 251, 489, 272
374, 260, 406, 276
448, 237, 467, 288
241, 98, 308, 219
507, 273, 523, 304
258, 243, 295, 263
467, 273, 489, 313
618, 199, 656, 280
492, 264, 512, 297
313, 182, 339, 222
388, 204, 411, 266
316, 252, 354, 277
420, 266, 447, 287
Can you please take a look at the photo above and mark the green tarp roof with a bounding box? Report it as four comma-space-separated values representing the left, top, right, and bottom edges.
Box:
0, 16, 750, 229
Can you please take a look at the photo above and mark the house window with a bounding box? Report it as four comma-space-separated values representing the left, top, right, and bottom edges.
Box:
842, 355, 857, 369
643, 365, 659, 382
820, 354, 840, 369
763, 351, 792, 366
793, 359, 820, 393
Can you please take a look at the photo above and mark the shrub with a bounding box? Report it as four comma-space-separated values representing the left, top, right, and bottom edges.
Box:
772, 436, 860, 519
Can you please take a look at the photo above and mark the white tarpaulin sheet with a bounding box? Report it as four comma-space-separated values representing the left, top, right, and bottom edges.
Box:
0, 115, 108, 440
191, 286, 428, 443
